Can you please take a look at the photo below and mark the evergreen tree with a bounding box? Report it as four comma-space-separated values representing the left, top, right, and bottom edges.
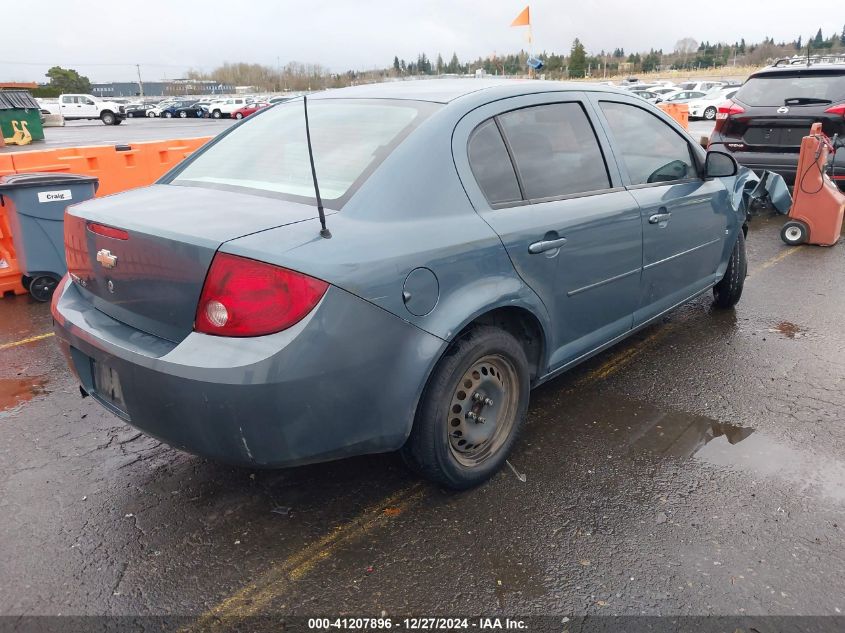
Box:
795, 36, 802, 50
447, 52, 460, 74
393, 56, 400, 73
436, 53, 444, 75
568, 38, 587, 78
813, 28, 824, 47
841, 24, 845, 46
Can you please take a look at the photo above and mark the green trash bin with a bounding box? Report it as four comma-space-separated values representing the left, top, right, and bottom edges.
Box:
0, 91, 45, 143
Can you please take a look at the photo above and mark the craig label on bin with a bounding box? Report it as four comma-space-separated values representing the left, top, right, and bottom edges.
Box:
37, 189, 73, 203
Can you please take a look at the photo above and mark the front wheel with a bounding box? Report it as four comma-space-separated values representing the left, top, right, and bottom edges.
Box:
713, 230, 747, 309
100, 111, 116, 125
703, 106, 717, 120
212, 110, 222, 119
234, 112, 243, 119
780, 220, 808, 246
179, 111, 187, 118
401, 326, 529, 489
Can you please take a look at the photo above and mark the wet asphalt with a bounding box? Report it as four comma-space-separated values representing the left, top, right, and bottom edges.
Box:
1, 213, 844, 624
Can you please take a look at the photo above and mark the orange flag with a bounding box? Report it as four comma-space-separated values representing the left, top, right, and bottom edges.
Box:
510, 5, 530, 27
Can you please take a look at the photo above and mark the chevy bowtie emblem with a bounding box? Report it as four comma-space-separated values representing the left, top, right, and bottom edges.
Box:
777, 106, 789, 114
96, 249, 118, 269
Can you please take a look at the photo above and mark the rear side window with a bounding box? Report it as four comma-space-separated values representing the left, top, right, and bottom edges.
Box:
497, 103, 611, 200
600, 101, 695, 186
467, 120, 521, 205
171, 99, 437, 208
736, 72, 845, 106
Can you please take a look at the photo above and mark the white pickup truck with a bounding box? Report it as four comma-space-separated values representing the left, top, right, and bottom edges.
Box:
58, 94, 126, 125
207, 97, 251, 119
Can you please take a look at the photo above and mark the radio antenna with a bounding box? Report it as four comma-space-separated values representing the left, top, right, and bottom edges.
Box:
303, 95, 331, 239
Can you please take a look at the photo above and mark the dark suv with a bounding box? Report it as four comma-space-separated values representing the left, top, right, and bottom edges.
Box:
709, 62, 845, 191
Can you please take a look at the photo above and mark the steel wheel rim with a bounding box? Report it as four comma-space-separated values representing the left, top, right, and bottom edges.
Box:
785, 226, 802, 242
447, 354, 518, 467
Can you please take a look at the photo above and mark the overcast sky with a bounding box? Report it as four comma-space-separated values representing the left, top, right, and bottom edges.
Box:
2, 0, 843, 83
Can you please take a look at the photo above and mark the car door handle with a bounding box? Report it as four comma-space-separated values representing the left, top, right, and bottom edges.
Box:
528, 237, 567, 254
649, 212, 672, 224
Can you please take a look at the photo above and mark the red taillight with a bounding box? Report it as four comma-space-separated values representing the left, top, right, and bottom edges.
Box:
87, 222, 129, 240
824, 103, 845, 116
713, 99, 745, 133
194, 253, 328, 337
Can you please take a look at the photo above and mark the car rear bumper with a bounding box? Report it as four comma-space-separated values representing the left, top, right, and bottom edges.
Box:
52, 279, 445, 468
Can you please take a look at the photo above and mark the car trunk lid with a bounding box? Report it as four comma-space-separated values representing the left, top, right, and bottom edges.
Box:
64, 184, 321, 343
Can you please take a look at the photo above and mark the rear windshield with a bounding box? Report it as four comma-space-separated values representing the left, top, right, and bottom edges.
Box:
169, 98, 437, 208
736, 72, 845, 106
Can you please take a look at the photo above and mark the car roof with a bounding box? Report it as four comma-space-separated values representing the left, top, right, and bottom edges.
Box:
308, 78, 626, 104
754, 63, 845, 76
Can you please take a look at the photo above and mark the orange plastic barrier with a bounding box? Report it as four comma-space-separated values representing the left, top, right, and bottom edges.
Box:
8, 136, 212, 197
0, 154, 15, 177
0, 136, 212, 298
0, 206, 26, 297
658, 103, 689, 130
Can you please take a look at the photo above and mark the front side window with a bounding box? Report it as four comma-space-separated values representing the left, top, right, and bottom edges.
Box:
496, 102, 611, 200
600, 101, 696, 186
170, 98, 436, 208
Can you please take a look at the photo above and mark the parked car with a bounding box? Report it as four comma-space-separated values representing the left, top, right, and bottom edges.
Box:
231, 102, 269, 119
208, 98, 251, 119
52, 80, 747, 489
58, 94, 126, 125
629, 90, 663, 104
161, 101, 198, 118
678, 81, 725, 93
687, 87, 739, 120
709, 63, 845, 190
173, 103, 209, 118
660, 90, 708, 104
125, 104, 154, 118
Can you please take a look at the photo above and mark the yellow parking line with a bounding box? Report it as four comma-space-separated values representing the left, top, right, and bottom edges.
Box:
0, 332, 54, 351
186, 484, 425, 632
747, 246, 799, 279
189, 241, 806, 627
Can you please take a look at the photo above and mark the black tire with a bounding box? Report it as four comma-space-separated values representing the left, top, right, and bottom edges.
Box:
212, 110, 222, 119
780, 220, 808, 246
179, 111, 187, 118
401, 326, 530, 489
21, 275, 32, 291
234, 112, 243, 120
164, 111, 173, 118
127, 112, 134, 118
100, 111, 115, 125
713, 230, 747, 309
703, 106, 717, 120
28, 275, 58, 302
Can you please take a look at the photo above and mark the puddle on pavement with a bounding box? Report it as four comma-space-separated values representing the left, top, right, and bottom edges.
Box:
589, 394, 845, 503
0, 377, 49, 416
769, 321, 806, 339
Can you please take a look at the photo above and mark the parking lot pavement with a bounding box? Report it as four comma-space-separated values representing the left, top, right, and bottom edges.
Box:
2, 214, 844, 623
0, 118, 234, 153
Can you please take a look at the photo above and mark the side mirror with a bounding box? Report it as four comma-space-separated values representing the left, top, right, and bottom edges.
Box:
704, 150, 738, 178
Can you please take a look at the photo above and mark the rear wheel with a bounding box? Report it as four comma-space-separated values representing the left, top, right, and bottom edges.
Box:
164, 111, 173, 118
28, 275, 58, 302
713, 231, 747, 308
781, 220, 808, 246
212, 110, 222, 119
703, 106, 717, 120
401, 326, 529, 489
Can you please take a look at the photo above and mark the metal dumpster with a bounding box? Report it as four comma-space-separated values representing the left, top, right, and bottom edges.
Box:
0, 173, 98, 301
